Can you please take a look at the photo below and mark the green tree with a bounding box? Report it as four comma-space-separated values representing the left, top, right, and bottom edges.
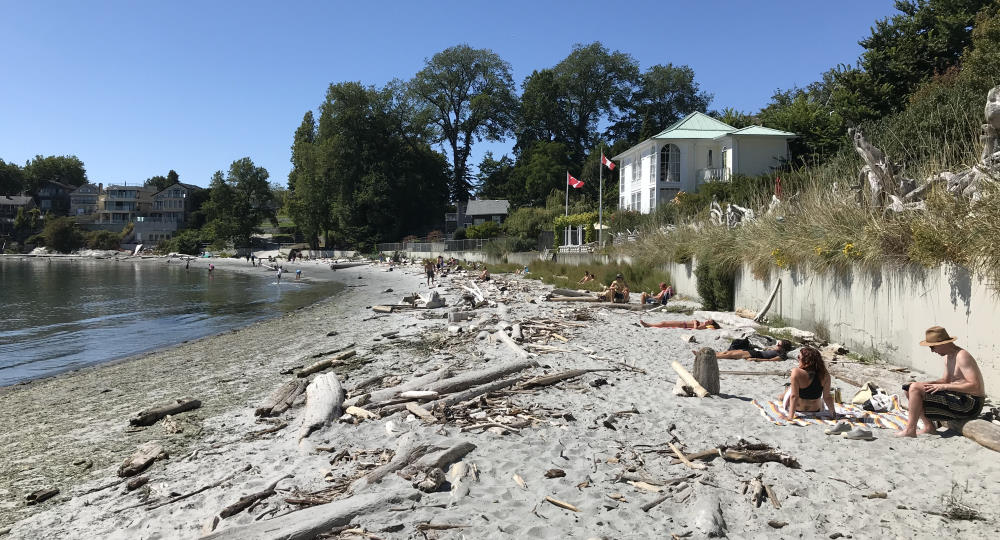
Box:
713, 107, 757, 129
167, 170, 179, 184
23, 155, 87, 193
757, 89, 846, 166
510, 141, 574, 208
549, 42, 640, 163
42, 217, 85, 253
410, 44, 518, 201
286, 111, 331, 249
515, 68, 569, 155
466, 220, 501, 239
0, 159, 25, 195
610, 63, 713, 144
203, 158, 276, 248
170, 229, 203, 255
475, 152, 517, 200
144, 175, 170, 192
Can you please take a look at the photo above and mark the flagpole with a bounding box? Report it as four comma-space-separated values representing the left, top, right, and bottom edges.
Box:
565, 172, 568, 216
598, 145, 604, 248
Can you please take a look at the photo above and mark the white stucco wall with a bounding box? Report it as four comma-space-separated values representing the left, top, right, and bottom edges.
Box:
733, 137, 790, 176
664, 260, 1000, 395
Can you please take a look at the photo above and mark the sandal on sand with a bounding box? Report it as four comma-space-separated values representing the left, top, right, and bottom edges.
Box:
824, 421, 852, 435
842, 427, 875, 441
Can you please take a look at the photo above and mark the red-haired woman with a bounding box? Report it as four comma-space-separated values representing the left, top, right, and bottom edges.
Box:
780, 347, 838, 420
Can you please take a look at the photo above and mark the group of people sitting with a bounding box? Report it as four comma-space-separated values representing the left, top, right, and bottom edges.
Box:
642, 316, 988, 438
583, 272, 674, 306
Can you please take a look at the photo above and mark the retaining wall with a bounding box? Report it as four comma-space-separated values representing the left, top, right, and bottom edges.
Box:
388, 246, 999, 393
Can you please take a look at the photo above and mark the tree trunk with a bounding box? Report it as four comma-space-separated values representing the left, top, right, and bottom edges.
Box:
692, 348, 720, 395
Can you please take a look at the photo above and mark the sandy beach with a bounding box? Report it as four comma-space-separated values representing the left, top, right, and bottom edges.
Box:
2, 258, 998, 539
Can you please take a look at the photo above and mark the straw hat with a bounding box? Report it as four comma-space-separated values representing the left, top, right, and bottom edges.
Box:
919, 326, 957, 346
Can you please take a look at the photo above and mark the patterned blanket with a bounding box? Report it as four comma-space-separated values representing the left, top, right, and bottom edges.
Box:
751, 395, 908, 429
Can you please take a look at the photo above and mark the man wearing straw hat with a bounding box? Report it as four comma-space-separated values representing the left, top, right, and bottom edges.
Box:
896, 326, 986, 437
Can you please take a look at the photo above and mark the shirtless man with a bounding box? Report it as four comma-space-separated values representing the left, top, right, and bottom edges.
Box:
896, 326, 986, 437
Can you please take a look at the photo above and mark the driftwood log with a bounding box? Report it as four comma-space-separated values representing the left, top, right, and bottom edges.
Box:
345, 367, 453, 408
218, 474, 293, 519
130, 398, 201, 426
423, 376, 523, 410
398, 442, 477, 481
692, 348, 720, 395
494, 325, 533, 359
423, 359, 536, 396
118, 442, 165, 477
297, 349, 357, 378
945, 419, 1000, 453
298, 372, 345, 445
671, 361, 710, 398
448, 462, 477, 503
255, 379, 307, 417
202, 490, 420, 540
349, 433, 428, 492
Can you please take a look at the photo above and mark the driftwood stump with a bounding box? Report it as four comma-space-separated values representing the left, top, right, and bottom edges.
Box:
692, 348, 720, 395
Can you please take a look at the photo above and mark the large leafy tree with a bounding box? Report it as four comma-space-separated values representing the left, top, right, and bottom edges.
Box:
549, 42, 639, 164
203, 158, 276, 248
757, 89, 846, 166
475, 152, 516, 200
286, 111, 331, 249
0, 159, 26, 195
410, 45, 518, 201
23, 155, 87, 192
144, 169, 181, 192
610, 64, 713, 144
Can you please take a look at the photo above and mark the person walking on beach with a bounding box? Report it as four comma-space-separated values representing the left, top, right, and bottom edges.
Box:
896, 326, 986, 437
276, 266, 283, 283
424, 259, 436, 287
185, 259, 190, 270
250, 254, 256, 267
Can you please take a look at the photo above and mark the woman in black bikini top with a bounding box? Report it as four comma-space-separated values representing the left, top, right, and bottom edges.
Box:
782, 347, 837, 420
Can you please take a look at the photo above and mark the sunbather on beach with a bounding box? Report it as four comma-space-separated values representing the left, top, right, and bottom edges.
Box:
896, 326, 986, 437
780, 347, 837, 421
477, 266, 491, 281
598, 274, 630, 303
578, 271, 594, 284
640, 318, 719, 330
715, 338, 793, 361
640, 282, 672, 305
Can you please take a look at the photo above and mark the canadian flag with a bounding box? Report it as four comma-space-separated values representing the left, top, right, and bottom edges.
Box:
567, 172, 584, 189
601, 153, 616, 170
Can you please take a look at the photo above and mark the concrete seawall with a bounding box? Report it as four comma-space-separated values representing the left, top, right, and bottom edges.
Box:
387, 247, 998, 394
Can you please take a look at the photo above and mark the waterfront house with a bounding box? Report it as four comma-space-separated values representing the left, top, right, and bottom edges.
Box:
70, 183, 102, 219
138, 183, 203, 244
96, 185, 149, 225
446, 199, 510, 235
35, 180, 75, 215
613, 112, 795, 213
0, 195, 36, 234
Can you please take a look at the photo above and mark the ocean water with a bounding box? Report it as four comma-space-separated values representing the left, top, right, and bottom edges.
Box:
0, 257, 343, 386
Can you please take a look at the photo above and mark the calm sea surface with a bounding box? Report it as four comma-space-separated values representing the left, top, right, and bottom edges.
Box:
0, 258, 343, 387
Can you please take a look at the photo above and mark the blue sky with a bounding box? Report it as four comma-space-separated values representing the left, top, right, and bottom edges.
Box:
1, 1, 901, 189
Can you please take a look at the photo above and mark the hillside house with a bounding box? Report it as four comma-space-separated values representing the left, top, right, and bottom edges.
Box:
613, 112, 795, 213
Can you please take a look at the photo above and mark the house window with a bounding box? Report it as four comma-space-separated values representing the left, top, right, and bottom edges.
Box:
620, 197, 625, 209
707, 149, 713, 168
648, 147, 656, 184
631, 155, 639, 183
631, 191, 641, 210
659, 144, 680, 182
649, 188, 655, 209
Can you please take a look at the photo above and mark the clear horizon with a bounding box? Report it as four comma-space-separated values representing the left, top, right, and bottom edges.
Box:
2, 0, 900, 189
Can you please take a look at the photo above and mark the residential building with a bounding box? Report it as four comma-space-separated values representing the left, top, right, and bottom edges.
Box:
96, 185, 149, 224
35, 180, 75, 215
445, 199, 510, 235
0, 195, 35, 234
613, 112, 795, 214
69, 183, 102, 218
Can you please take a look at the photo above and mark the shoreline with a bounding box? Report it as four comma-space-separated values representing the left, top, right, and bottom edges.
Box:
2, 261, 998, 538
0, 254, 350, 392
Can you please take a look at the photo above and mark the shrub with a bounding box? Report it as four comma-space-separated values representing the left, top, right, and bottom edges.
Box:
42, 217, 85, 253
466, 221, 501, 239
695, 260, 735, 311
171, 229, 203, 255
452, 228, 467, 240
87, 230, 120, 250
426, 229, 443, 242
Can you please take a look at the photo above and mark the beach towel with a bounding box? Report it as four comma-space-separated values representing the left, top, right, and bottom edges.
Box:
751, 394, 909, 429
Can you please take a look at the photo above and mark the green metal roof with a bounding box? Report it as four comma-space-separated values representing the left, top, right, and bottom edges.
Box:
652, 112, 736, 140
719, 125, 796, 137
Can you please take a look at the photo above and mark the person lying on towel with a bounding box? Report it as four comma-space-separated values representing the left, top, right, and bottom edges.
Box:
640, 318, 719, 330
715, 338, 793, 362
779, 347, 838, 421
896, 326, 986, 437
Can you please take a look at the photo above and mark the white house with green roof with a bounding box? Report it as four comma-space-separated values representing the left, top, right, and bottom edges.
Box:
611, 112, 795, 213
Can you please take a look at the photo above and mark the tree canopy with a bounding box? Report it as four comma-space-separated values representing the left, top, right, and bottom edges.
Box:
203, 158, 276, 248
410, 44, 518, 201
23, 155, 87, 192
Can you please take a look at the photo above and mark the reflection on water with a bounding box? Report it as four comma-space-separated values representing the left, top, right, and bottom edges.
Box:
0, 258, 343, 386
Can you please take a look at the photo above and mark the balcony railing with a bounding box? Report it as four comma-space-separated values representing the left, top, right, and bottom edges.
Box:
696, 168, 729, 182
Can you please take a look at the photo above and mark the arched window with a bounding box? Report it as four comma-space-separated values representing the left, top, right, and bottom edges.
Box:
659, 144, 680, 182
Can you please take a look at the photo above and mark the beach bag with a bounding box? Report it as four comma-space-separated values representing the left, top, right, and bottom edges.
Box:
851, 381, 877, 405
865, 391, 892, 412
